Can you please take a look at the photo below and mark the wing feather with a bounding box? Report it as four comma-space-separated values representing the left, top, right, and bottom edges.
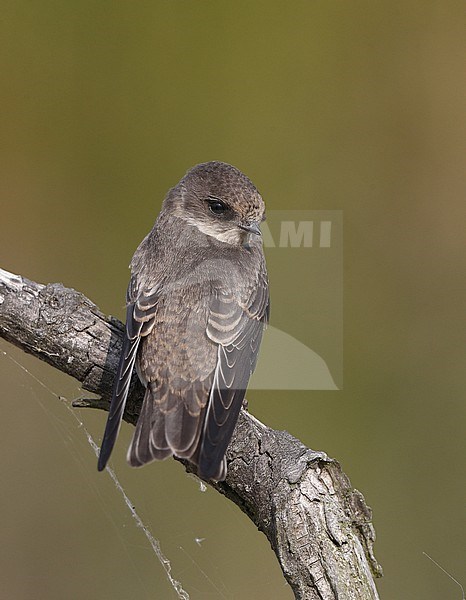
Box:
97, 286, 158, 471
198, 265, 269, 481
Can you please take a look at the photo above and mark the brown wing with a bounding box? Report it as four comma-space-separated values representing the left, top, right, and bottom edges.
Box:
97, 284, 160, 471
197, 265, 269, 480
126, 278, 216, 469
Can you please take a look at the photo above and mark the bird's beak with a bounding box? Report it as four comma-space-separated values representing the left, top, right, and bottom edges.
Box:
238, 221, 261, 236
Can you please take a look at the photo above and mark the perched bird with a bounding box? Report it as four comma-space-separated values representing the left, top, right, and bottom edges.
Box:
97, 161, 269, 481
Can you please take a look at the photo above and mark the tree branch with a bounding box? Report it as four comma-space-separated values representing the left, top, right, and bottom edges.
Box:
0, 267, 382, 599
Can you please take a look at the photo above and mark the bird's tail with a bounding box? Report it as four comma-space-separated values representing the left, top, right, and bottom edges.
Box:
127, 381, 208, 470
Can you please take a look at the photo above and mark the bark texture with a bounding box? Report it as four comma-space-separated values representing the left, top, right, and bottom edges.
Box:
0, 267, 382, 599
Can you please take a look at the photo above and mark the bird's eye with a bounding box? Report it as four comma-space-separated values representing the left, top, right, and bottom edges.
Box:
208, 198, 227, 215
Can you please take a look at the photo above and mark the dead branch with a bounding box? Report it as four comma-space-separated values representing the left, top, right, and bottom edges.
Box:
0, 267, 382, 599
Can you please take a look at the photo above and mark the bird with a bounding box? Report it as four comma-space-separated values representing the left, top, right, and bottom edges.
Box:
97, 161, 269, 481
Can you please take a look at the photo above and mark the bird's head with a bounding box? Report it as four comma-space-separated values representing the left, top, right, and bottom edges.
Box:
168, 161, 265, 246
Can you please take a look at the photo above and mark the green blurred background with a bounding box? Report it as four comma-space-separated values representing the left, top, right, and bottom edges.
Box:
1, 2, 465, 599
